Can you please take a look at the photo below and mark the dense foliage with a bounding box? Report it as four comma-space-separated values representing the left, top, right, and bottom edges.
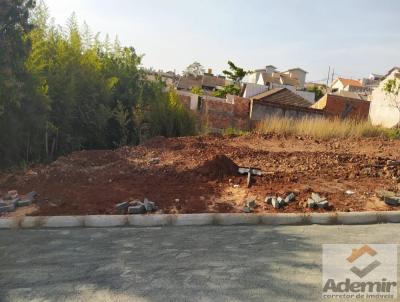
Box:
0, 1, 196, 168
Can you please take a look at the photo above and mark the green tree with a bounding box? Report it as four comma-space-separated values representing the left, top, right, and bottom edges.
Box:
307, 85, 325, 101
183, 61, 205, 77
191, 86, 204, 95
222, 61, 248, 83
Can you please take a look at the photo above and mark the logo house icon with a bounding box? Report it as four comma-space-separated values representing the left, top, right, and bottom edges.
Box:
346, 245, 381, 278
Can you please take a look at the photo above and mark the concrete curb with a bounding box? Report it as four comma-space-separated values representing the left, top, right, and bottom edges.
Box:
0, 211, 399, 229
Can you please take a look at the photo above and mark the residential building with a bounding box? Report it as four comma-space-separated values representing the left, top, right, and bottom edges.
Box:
369, 67, 400, 128
330, 78, 365, 93
176, 71, 231, 94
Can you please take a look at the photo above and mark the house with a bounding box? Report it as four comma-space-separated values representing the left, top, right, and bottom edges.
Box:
249, 88, 322, 121
146, 70, 178, 87
281, 68, 308, 89
311, 93, 370, 120
331, 78, 365, 93
176, 71, 230, 94
369, 67, 400, 128
242, 82, 316, 103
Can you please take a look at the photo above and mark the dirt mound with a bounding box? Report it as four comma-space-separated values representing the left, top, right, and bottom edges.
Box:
197, 155, 239, 179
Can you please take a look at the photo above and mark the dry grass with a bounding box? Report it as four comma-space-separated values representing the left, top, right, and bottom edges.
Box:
256, 116, 391, 139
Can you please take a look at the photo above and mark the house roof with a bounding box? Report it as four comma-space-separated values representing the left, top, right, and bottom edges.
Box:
280, 74, 300, 86
176, 76, 202, 90
333, 78, 363, 87
202, 74, 225, 88
333, 90, 369, 101
287, 67, 308, 73
384, 67, 400, 78
251, 88, 312, 108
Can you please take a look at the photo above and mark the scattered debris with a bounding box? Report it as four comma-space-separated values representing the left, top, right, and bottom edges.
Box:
265, 193, 296, 209
144, 198, 157, 211
307, 193, 329, 209
242, 205, 252, 213
284, 192, 295, 204
345, 190, 355, 195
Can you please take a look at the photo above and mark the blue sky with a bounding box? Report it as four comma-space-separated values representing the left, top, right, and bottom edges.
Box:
45, 0, 400, 83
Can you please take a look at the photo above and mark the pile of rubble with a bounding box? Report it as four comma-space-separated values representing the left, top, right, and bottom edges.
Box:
0, 190, 37, 213
115, 198, 157, 214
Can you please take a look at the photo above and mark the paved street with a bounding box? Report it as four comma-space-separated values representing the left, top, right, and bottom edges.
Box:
0, 224, 399, 302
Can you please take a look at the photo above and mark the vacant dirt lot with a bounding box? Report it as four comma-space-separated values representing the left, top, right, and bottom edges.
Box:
1, 133, 400, 216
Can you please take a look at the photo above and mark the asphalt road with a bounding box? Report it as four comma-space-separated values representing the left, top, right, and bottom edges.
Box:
0, 224, 399, 302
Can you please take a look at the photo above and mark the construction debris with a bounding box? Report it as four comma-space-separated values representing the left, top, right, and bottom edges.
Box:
116, 198, 158, 214
307, 193, 329, 209
376, 189, 400, 206
238, 167, 262, 188
0, 190, 37, 214
265, 193, 296, 209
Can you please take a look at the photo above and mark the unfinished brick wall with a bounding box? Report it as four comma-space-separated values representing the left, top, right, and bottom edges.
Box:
176, 94, 191, 110
324, 94, 370, 120
201, 95, 251, 131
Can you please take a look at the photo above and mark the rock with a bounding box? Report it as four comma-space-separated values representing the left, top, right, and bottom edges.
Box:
345, 190, 355, 195
0, 204, 15, 213
376, 189, 396, 200
246, 196, 257, 209
317, 200, 329, 209
128, 203, 146, 214
284, 192, 295, 204
17, 199, 32, 207
115, 201, 129, 211
271, 198, 280, 209
311, 192, 326, 203
307, 198, 317, 209
264, 196, 274, 204
4, 190, 18, 200
148, 157, 160, 164
243, 206, 252, 213
384, 196, 400, 206
144, 198, 156, 212
24, 191, 37, 202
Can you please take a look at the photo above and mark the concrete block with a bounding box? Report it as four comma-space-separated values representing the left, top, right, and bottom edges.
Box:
128, 204, 146, 214
20, 216, 42, 228
337, 212, 378, 225
43, 216, 84, 228
84, 215, 127, 227
378, 211, 400, 223
215, 214, 260, 225
0, 218, 20, 229
115, 201, 129, 212
172, 214, 215, 226
17, 199, 32, 207
128, 214, 172, 227
260, 213, 305, 225
0, 204, 15, 213
307, 213, 337, 225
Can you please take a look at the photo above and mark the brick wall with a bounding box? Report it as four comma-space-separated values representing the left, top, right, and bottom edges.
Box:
201, 95, 251, 131
324, 94, 370, 120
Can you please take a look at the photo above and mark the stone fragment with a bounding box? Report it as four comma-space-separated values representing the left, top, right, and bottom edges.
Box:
307, 198, 317, 209
115, 201, 129, 211
128, 204, 146, 214
384, 196, 400, 206
246, 196, 257, 209
148, 158, 160, 164
144, 198, 156, 212
317, 200, 329, 209
284, 192, 295, 204
17, 199, 32, 207
242, 206, 252, 213
264, 196, 274, 204
271, 198, 280, 209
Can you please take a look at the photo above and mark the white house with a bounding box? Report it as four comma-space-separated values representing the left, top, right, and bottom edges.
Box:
369, 67, 400, 128
331, 78, 364, 93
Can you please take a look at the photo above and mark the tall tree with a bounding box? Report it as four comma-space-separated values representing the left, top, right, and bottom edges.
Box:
183, 61, 205, 77
222, 61, 248, 84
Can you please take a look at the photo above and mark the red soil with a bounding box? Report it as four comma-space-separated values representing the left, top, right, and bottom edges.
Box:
1, 133, 400, 216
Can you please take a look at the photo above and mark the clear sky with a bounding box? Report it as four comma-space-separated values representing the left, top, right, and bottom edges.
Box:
45, 0, 400, 83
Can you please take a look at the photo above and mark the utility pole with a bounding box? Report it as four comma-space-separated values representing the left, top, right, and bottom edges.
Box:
326, 66, 331, 92
331, 68, 335, 85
